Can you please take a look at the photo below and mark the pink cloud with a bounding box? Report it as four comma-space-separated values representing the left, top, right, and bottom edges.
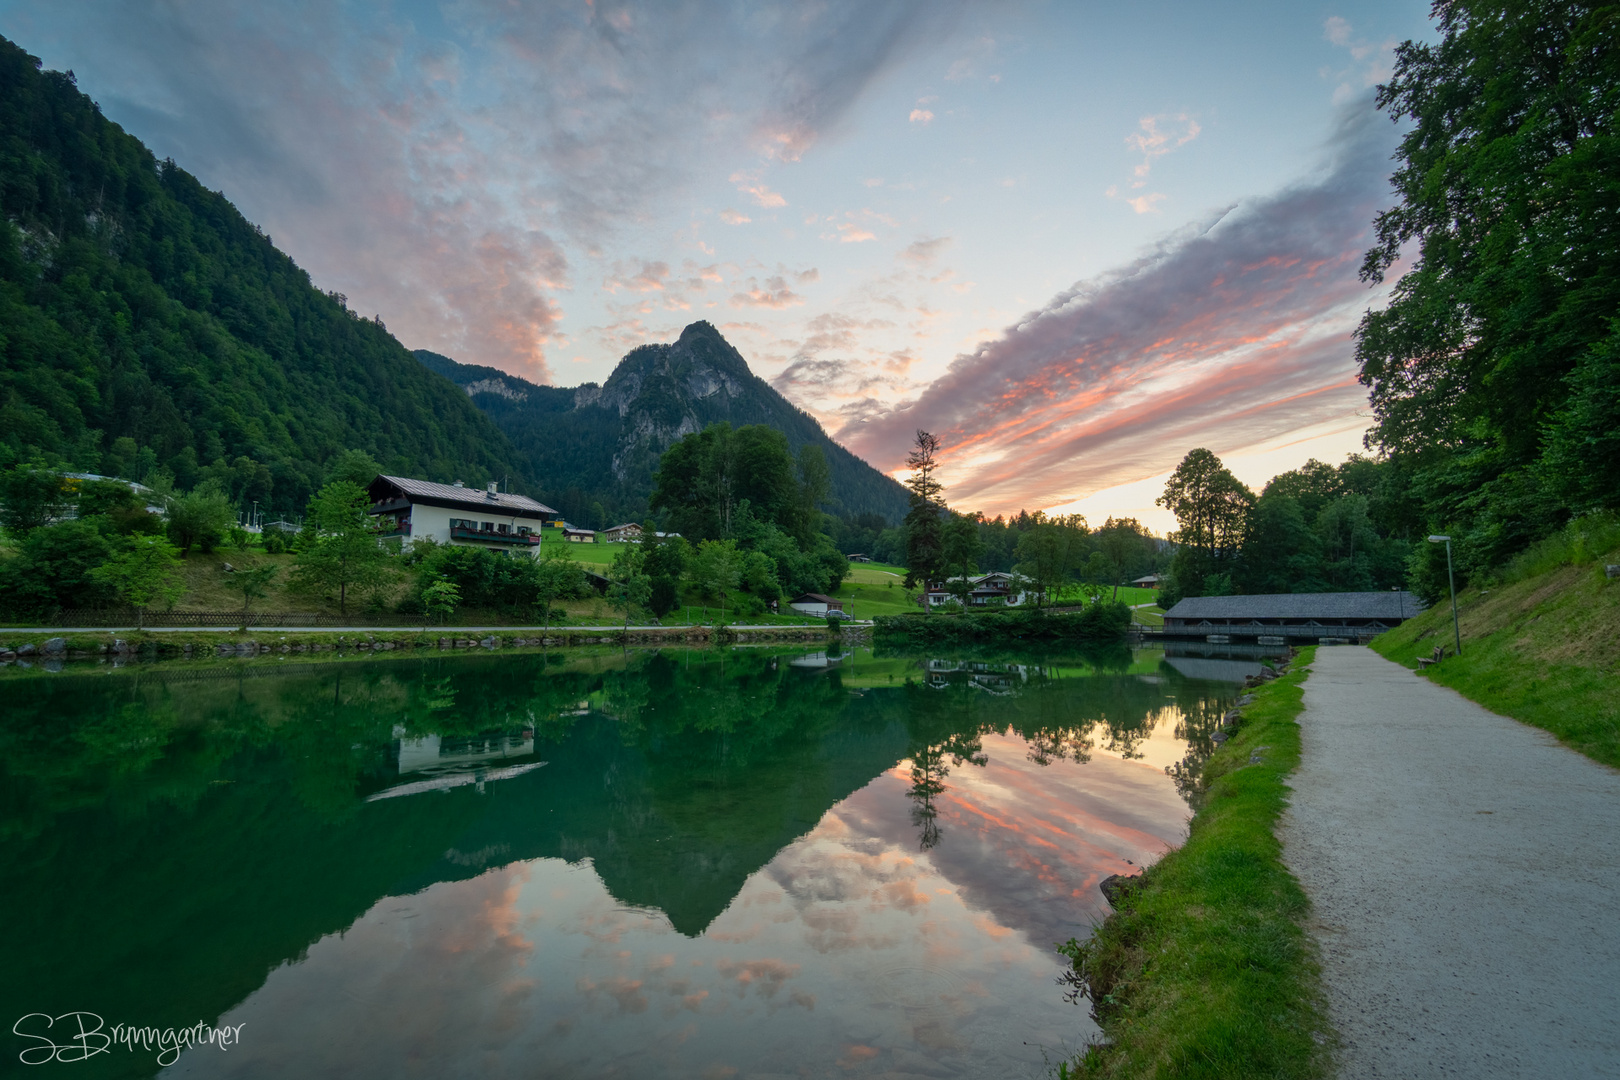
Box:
839, 104, 1396, 514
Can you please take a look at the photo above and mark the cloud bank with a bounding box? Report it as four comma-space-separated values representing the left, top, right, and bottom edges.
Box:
35, 0, 959, 380
839, 102, 1397, 514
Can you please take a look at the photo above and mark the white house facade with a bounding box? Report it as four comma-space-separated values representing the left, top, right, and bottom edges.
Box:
366, 475, 558, 556
923, 572, 1030, 608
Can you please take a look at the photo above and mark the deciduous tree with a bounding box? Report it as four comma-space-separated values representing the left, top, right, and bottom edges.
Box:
291, 481, 392, 616
606, 543, 651, 631
1156, 449, 1252, 598
90, 535, 184, 628
942, 512, 986, 608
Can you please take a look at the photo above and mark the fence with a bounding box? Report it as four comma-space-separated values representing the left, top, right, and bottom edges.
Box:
49, 610, 429, 628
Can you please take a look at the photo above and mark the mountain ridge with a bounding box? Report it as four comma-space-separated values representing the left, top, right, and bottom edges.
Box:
415, 322, 909, 528
0, 34, 531, 513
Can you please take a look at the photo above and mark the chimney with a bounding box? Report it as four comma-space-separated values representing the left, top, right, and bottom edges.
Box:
452, 480, 464, 487
487, 481, 498, 494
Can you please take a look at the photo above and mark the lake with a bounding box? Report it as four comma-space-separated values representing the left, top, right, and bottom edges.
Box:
0, 643, 1259, 1078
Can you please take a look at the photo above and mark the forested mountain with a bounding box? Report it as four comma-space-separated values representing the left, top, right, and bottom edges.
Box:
415, 321, 910, 528
0, 36, 530, 516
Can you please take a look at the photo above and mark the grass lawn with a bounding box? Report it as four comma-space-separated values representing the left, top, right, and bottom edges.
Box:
845, 561, 907, 584
1061, 648, 1329, 1079
1131, 605, 1165, 627
176, 549, 307, 612
536, 533, 619, 565
1370, 515, 1620, 769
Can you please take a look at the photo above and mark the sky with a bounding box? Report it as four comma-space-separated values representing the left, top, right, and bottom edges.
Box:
0, 0, 1436, 531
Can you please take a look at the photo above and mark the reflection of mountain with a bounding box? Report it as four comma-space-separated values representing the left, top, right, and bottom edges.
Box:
387, 712, 911, 935
0, 651, 907, 1078
0, 647, 1234, 1079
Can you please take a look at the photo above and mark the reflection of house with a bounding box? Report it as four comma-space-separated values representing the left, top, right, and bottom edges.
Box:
1162, 592, 1424, 644
396, 731, 537, 775
788, 651, 844, 668
923, 572, 1029, 608
922, 659, 1034, 689
788, 592, 844, 616
366, 475, 557, 554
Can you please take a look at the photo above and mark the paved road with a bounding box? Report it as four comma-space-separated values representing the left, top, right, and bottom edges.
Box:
1281, 647, 1620, 1078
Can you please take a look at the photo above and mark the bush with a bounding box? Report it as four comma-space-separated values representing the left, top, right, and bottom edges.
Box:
872, 602, 1131, 643
262, 530, 288, 555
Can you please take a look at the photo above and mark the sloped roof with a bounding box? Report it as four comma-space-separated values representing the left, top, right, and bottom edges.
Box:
790, 593, 841, 605
371, 475, 558, 517
1164, 591, 1425, 621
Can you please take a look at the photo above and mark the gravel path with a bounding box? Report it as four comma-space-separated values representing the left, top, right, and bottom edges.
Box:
1280, 646, 1620, 1078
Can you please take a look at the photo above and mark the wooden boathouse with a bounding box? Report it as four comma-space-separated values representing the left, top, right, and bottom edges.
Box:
1161, 591, 1425, 645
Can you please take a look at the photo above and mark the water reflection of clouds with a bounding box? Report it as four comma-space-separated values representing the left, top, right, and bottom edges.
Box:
174, 722, 1195, 1077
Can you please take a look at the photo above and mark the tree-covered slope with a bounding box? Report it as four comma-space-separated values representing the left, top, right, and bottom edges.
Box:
0, 36, 530, 515
416, 321, 910, 527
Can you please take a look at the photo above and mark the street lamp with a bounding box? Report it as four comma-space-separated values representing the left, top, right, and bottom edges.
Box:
1427, 535, 1462, 656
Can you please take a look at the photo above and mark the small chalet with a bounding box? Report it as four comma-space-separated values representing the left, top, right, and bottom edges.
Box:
1130, 573, 1163, 589
847, 553, 872, 563
788, 593, 845, 616
1161, 591, 1425, 644
600, 523, 682, 543
924, 572, 1028, 608
366, 476, 557, 553
560, 525, 597, 542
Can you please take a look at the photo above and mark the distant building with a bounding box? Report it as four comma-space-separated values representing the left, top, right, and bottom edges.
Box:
1161, 591, 1425, 644
599, 523, 681, 543
847, 553, 872, 563
1130, 573, 1163, 589
60, 472, 164, 517
788, 592, 845, 616
560, 525, 597, 543
366, 475, 557, 554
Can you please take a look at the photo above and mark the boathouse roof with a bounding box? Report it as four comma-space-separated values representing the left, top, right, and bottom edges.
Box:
1163, 591, 1425, 622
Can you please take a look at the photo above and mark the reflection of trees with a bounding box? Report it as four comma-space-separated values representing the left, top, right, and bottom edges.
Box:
906, 731, 987, 850
1165, 689, 1228, 801
879, 650, 1245, 844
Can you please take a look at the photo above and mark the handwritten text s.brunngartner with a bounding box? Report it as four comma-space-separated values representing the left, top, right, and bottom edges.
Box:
12, 1012, 245, 1067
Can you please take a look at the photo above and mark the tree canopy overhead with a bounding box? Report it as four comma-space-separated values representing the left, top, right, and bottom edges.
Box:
1355, 0, 1620, 574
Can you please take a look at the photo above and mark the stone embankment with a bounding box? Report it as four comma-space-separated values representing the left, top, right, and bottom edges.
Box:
0, 624, 865, 666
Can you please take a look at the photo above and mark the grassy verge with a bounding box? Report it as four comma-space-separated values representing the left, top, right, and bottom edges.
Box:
1059, 647, 1328, 1080
1370, 516, 1619, 768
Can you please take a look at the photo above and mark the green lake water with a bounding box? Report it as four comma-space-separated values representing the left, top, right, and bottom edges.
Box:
0, 644, 1261, 1078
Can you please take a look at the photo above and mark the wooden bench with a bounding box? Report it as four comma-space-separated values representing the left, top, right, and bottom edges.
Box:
1416, 645, 1448, 669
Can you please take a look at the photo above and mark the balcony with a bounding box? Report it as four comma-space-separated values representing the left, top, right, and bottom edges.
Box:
449, 526, 540, 546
